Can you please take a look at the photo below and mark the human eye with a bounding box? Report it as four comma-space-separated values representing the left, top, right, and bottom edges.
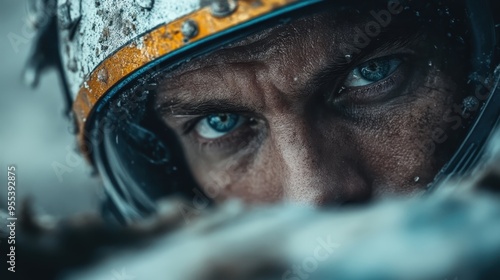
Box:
327, 54, 416, 107
194, 113, 246, 139
344, 56, 402, 88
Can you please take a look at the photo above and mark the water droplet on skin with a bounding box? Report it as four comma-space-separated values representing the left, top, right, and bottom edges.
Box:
293, 77, 298, 82
414, 176, 420, 182
428, 61, 433, 67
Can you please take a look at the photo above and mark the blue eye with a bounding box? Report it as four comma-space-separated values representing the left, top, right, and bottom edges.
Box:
195, 113, 245, 139
344, 57, 402, 87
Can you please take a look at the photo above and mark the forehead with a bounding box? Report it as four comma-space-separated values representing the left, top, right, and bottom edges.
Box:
160, 10, 362, 80
154, 1, 444, 97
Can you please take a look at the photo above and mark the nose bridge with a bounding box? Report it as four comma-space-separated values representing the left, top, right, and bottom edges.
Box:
269, 113, 334, 203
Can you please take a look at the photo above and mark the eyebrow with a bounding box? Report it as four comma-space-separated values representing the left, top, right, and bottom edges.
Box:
156, 98, 258, 117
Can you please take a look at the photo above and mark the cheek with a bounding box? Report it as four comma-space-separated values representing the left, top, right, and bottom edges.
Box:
184, 143, 283, 204
351, 71, 460, 195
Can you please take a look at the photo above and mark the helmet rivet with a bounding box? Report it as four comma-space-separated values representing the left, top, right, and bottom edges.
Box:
210, 0, 238, 17
97, 68, 109, 83
80, 89, 92, 107
134, 0, 154, 10
181, 20, 199, 40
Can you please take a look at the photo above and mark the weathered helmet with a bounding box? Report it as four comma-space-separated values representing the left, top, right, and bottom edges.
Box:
28, 0, 500, 223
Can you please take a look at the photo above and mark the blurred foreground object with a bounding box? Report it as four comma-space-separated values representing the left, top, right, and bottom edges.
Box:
2, 130, 500, 280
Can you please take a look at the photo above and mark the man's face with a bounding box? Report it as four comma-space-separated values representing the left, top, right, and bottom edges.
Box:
154, 5, 467, 205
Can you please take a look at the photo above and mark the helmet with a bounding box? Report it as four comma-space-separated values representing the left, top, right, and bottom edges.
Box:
27, 0, 500, 223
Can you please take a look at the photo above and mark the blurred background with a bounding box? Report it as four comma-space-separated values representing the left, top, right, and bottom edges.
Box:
0, 0, 99, 217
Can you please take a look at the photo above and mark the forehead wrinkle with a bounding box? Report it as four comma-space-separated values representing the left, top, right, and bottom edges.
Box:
161, 61, 261, 92
157, 61, 268, 113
